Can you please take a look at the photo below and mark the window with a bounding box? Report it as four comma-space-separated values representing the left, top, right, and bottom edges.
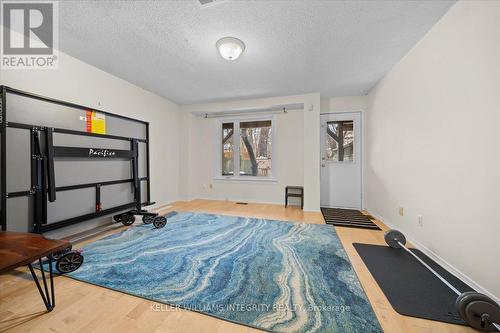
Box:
222, 123, 234, 175
240, 120, 272, 176
325, 120, 354, 162
218, 118, 274, 179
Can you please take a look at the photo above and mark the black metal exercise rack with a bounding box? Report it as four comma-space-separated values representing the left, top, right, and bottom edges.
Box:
0, 86, 157, 233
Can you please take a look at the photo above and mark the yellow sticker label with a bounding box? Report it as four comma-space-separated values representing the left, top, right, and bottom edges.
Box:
86, 111, 106, 134
91, 112, 106, 134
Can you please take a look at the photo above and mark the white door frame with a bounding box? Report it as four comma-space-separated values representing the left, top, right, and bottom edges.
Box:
319, 111, 364, 210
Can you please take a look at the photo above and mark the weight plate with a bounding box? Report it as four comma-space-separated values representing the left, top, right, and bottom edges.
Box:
456, 291, 478, 311
121, 214, 136, 226
153, 216, 167, 229
143, 215, 155, 224
456, 292, 500, 331
384, 229, 406, 249
56, 252, 84, 273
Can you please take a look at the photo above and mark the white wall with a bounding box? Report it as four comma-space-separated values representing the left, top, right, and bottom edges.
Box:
322, 96, 368, 113
180, 93, 321, 211
366, 0, 500, 300
1, 49, 181, 236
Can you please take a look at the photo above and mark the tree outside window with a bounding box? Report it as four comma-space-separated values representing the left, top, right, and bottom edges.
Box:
221, 120, 272, 177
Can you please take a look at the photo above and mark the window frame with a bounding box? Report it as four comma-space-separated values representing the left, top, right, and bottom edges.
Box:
215, 114, 277, 182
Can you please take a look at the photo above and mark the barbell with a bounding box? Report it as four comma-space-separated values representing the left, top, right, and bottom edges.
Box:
384, 229, 500, 332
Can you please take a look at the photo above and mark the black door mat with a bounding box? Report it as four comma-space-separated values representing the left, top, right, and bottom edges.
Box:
353, 243, 475, 325
320, 207, 381, 230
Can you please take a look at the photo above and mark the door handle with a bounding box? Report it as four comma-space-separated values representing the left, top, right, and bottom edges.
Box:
321, 163, 326, 167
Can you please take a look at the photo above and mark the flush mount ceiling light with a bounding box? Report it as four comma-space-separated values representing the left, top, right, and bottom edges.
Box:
216, 37, 245, 61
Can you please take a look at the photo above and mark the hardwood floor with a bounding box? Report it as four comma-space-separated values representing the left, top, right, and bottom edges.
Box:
0, 200, 475, 333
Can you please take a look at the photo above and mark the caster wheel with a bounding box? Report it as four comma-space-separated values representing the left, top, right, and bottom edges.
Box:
56, 251, 84, 273
50, 245, 72, 261
113, 214, 123, 223
153, 216, 167, 229
121, 214, 136, 226
142, 215, 155, 224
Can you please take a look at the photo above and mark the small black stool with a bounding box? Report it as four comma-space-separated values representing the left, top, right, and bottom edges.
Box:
285, 186, 304, 209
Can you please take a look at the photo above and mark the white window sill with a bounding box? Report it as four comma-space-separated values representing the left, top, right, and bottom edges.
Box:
214, 176, 278, 183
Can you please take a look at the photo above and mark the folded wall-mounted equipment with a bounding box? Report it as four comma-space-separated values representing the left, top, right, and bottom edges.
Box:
0, 86, 166, 235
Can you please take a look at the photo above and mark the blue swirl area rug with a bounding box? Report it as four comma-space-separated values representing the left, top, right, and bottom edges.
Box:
64, 211, 382, 333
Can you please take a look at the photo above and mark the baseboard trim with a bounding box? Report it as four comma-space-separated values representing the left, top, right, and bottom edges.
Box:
183, 197, 319, 212
367, 209, 499, 304
151, 203, 174, 211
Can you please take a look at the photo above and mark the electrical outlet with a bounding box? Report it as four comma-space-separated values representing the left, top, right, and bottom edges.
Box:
418, 215, 423, 227
399, 207, 404, 216
202, 184, 207, 190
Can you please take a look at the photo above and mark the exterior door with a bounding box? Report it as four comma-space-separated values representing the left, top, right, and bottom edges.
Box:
320, 112, 362, 209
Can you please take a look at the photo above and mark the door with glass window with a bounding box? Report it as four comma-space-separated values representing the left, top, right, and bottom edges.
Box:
320, 112, 362, 209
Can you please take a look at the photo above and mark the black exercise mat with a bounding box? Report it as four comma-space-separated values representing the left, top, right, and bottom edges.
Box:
320, 207, 381, 230
353, 243, 475, 325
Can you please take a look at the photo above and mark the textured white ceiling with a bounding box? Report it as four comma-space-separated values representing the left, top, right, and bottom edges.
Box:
58, 0, 455, 105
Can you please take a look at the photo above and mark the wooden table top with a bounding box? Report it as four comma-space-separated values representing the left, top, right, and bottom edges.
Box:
0, 231, 70, 274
